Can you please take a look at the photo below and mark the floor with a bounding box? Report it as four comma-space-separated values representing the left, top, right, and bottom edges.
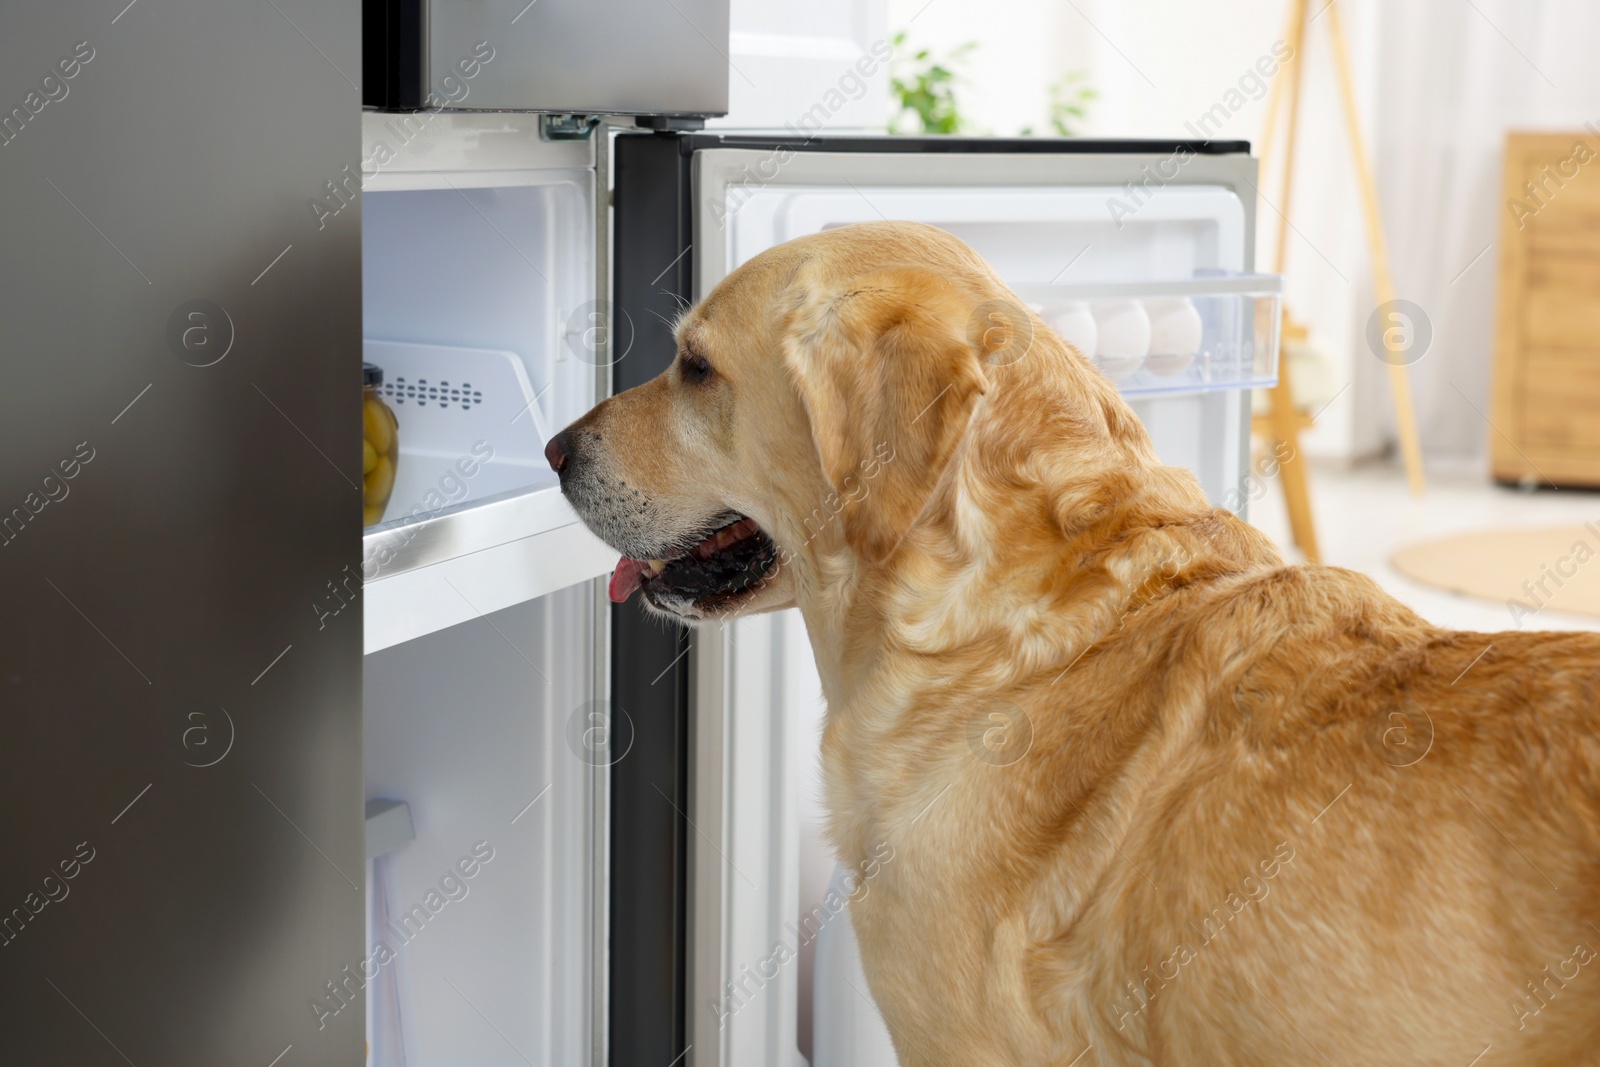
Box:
1246, 456, 1600, 634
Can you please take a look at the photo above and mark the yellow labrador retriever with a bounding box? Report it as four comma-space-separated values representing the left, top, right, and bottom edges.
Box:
547, 221, 1600, 1066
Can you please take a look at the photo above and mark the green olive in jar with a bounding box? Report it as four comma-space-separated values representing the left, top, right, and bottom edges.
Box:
363, 363, 399, 526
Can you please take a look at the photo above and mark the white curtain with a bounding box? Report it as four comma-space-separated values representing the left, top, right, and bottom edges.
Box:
1366, 0, 1600, 459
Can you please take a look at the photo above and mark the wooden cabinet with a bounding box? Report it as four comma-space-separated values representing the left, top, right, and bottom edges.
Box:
1490, 131, 1600, 485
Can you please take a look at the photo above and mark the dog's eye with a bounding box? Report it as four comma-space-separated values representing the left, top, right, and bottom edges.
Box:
682, 354, 713, 384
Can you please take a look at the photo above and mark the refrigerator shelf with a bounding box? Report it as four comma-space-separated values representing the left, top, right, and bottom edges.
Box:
362, 483, 615, 654
1012, 273, 1283, 398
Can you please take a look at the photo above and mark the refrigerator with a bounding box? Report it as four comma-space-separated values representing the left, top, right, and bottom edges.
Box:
0, 4, 1278, 1066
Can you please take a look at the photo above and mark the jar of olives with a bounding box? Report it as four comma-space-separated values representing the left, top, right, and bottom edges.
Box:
363, 363, 399, 527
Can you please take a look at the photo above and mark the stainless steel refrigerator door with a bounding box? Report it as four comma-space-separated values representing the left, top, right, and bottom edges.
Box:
423, 0, 729, 115
0, 3, 363, 1065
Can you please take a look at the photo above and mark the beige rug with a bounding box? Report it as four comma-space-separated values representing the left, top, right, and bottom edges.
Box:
1390, 524, 1600, 622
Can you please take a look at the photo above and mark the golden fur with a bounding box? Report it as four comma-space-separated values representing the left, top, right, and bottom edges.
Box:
557, 221, 1600, 1065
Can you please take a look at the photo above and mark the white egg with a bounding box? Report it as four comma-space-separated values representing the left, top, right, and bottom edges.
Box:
1093, 300, 1151, 357
1145, 297, 1203, 375
1041, 301, 1097, 358
1092, 300, 1149, 380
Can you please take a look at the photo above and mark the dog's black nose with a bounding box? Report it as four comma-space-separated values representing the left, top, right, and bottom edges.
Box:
545, 430, 574, 474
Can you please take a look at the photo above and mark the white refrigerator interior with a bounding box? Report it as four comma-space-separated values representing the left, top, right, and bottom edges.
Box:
689, 150, 1274, 1067
359, 120, 616, 655
359, 117, 611, 1066
363, 584, 600, 1067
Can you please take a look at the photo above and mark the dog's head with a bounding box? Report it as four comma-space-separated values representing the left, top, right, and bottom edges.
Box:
548, 221, 1075, 622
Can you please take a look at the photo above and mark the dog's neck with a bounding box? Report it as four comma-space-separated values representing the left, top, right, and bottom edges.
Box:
794, 373, 1284, 799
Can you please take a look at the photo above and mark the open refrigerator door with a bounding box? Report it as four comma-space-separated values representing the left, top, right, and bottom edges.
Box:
622, 134, 1279, 1067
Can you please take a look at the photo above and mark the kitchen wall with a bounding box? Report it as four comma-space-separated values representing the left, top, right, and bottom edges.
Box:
1368, 0, 1600, 462
711, 0, 891, 131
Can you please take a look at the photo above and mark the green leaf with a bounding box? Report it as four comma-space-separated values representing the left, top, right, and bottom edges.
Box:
888, 31, 978, 135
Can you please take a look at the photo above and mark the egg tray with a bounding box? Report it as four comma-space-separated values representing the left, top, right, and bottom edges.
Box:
1013, 273, 1283, 399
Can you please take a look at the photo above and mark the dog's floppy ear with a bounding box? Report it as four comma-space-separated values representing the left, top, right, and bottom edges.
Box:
783, 265, 994, 563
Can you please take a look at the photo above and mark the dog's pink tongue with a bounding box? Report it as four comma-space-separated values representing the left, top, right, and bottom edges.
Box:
609, 557, 651, 603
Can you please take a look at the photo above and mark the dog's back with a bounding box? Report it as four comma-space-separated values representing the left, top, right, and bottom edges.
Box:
1031, 557, 1600, 1066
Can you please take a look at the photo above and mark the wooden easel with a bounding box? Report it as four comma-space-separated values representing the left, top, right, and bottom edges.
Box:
1253, 0, 1426, 563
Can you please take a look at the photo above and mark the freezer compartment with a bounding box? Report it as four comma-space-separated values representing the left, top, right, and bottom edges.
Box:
360, 145, 616, 653
363, 582, 601, 1067
1014, 274, 1283, 397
